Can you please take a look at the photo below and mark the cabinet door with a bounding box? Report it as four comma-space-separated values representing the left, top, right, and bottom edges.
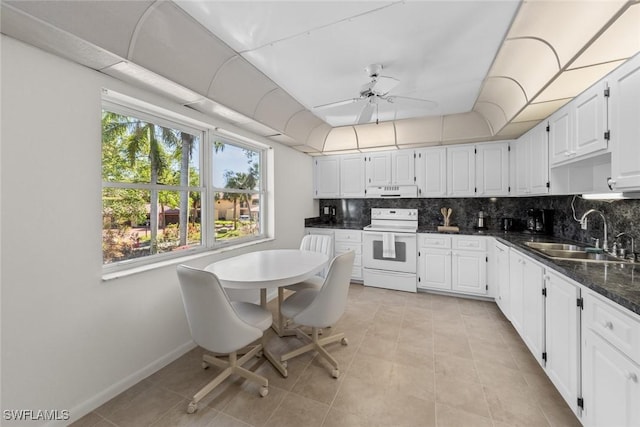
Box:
476, 142, 510, 196
582, 329, 640, 427
574, 81, 609, 159
340, 154, 366, 198
545, 271, 580, 413
452, 249, 487, 295
314, 156, 340, 198
549, 106, 573, 166
529, 122, 550, 195
392, 149, 415, 185
365, 152, 392, 186
521, 257, 545, 363
610, 55, 640, 191
418, 248, 451, 290
447, 145, 476, 196
512, 135, 530, 195
509, 251, 525, 334
415, 147, 447, 197
495, 242, 510, 319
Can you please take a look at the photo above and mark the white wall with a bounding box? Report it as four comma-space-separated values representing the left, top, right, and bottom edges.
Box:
0, 36, 316, 425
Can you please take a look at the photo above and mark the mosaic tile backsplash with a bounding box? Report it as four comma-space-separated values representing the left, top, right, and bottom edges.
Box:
317, 196, 640, 250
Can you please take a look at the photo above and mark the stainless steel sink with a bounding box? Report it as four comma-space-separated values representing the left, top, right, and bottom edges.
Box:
524, 242, 585, 251
523, 241, 630, 263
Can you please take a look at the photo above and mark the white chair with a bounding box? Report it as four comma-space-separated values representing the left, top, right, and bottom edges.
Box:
279, 251, 355, 378
276, 234, 333, 334
176, 265, 271, 414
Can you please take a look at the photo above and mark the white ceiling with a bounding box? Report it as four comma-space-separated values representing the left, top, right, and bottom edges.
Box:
174, 1, 520, 127
1, 1, 639, 153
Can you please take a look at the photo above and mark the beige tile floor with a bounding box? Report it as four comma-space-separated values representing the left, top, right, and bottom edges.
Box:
71, 284, 581, 427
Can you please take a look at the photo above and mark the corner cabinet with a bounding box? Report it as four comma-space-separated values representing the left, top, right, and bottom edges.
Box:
418, 234, 487, 296
609, 53, 640, 191
313, 156, 340, 199
549, 80, 609, 167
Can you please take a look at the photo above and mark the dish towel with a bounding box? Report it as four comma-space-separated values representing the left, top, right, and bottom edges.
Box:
382, 233, 396, 258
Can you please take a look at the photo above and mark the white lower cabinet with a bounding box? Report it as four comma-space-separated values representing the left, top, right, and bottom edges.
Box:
509, 250, 545, 364
334, 229, 362, 281
544, 270, 581, 415
581, 292, 640, 427
494, 241, 510, 319
418, 234, 487, 296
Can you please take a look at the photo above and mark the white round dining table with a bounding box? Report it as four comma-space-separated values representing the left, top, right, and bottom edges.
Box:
204, 249, 329, 290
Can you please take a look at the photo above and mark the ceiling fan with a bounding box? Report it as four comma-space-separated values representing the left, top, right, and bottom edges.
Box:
313, 64, 437, 125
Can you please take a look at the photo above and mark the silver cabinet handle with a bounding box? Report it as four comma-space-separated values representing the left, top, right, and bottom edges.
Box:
627, 372, 638, 383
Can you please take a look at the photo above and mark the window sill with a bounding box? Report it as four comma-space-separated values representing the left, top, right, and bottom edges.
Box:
101, 237, 275, 282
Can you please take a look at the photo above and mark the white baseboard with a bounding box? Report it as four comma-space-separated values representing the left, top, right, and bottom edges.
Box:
48, 340, 196, 427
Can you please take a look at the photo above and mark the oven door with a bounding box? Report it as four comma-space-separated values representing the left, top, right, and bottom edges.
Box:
363, 231, 417, 274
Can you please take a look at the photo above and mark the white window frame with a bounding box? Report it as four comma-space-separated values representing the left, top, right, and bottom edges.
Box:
101, 91, 270, 276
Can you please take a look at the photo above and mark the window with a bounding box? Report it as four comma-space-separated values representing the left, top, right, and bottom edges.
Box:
102, 95, 267, 270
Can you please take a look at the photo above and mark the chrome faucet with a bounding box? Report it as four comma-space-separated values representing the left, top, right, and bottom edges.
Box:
615, 232, 637, 261
580, 209, 609, 252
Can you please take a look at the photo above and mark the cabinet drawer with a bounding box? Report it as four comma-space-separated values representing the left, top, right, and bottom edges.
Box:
335, 242, 362, 256
452, 236, 486, 251
585, 292, 640, 364
419, 234, 451, 249
334, 230, 362, 243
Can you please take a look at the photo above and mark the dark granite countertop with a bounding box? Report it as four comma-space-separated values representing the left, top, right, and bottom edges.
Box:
304, 220, 640, 316
494, 233, 640, 317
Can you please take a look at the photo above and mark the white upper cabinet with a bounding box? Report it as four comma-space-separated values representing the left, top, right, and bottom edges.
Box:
365, 152, 392, 186
313, 156, 340, 199
339, 154, 366, 198
415, 147, 447, 197
513, 122, 549, 196
549, 80, 609, 167
609, 53, 640, 191
530, 122, 550, 194
391, 149, 416, 185
447, 145, 476, 197
549, 105, 573, 165
365, 150, 415, 186
476, 141, 510, 196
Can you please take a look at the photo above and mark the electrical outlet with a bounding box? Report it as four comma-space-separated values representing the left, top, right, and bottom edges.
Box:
581, 218, 588, 230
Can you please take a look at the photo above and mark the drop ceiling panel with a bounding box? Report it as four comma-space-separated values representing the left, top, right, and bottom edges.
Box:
570, 3, 640, 69
477, 78, 528, 120
534, 61, 625, 103
177, 1, 519, 127
305, 124, 332, 152
254, 89, 305, 133
507, 0, 627, 67
208, 56, 278, 118
442, 112, 491, 143
5, 0, 151, 58
395, 117, 442, 146
129, 2, 236, 95
354, 122, 396, 149
324, 126, 358, 152
284, 111, 325, 145
512, 99, 572, 123
489, 38, 560, 101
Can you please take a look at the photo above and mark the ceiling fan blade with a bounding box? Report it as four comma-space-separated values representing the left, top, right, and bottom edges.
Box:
313, 98, 361, 110
386, 95, 437, 109
372, 76, 399, 95
357, 102, 375, 124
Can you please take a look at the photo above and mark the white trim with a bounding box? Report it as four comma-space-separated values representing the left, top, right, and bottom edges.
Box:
55, 340, 196, 427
